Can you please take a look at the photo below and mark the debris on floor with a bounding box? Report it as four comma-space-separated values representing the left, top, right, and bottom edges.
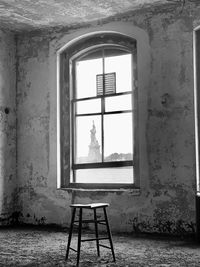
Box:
0, 227, 200, 266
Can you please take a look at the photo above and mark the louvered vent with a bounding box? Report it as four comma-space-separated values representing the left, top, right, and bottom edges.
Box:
96, 72, 116, 96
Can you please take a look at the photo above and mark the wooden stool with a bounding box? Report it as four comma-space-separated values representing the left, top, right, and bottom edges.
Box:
65, 203, 115, 266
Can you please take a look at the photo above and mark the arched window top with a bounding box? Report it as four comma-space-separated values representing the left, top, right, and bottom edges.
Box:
62, 32, 137, 59
73, 46, 134, 99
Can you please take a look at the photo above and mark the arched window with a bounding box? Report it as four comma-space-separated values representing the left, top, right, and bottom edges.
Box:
59, 33, 138, 189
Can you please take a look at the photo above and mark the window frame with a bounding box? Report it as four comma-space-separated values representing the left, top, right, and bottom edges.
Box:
59, 33, 139, 189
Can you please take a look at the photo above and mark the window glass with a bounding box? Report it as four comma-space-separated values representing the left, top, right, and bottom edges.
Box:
76, 54, 103, 99
76, 99, 101, 115
105, 94, 132, 112
75, 116, 102, 163
104, 50, 132, 93
104, 113, 133, 162
71, 45, 135, 186
75, 166, 133, 183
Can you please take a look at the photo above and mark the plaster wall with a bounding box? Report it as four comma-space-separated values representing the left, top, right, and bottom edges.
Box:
16, 3, 198, 234
0, 30, 17, 224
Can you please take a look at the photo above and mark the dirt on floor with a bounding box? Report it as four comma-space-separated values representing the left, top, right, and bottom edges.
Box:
0, 226, 200, 266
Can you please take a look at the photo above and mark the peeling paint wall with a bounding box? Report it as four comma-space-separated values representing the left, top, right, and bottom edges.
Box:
0, 30, 17, 225
16, 2, 198, 234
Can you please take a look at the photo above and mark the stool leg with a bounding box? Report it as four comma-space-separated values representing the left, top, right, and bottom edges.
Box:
103, 207, 116, 262
66, 208, 76, 260
77, 208, 82, 267
94, 208, 100, 256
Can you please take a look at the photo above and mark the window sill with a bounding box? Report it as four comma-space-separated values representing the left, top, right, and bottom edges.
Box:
58, 187, 140, 195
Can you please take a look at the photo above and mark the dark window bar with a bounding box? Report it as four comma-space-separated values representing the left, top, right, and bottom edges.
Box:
75, 109, 133, 117
73, 160, 133, 169
72, 91, 132, 103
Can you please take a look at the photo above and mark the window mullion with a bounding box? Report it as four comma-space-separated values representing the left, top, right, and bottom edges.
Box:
101, 49, 105, 163
72, 61, 77, 183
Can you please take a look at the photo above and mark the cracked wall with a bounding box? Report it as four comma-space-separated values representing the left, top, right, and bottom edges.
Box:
0, 30, 17, 225
16, 2, 198, 234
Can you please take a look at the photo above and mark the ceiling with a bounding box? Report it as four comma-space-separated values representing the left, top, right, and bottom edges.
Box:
0, 0, 180, 32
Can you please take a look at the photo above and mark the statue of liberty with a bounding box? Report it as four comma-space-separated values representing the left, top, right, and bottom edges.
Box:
88, 121, 101, 162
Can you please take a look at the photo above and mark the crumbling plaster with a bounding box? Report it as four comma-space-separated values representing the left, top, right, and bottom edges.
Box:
0, 30, 17, 225
16, 2, 198, 234
0, 0, 182, 32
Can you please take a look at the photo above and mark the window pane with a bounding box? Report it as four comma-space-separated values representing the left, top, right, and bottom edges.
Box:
76, 55, 103, 99
75, 116, 102, 163
105, 50, 132, 93
104, 113, 133, 161
105, 94, 132, 112
76, 99, 101, 115
75, 166, 133, 183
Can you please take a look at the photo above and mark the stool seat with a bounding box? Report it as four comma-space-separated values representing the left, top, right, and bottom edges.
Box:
66, 202, 115, 266
70, 203, 109, 209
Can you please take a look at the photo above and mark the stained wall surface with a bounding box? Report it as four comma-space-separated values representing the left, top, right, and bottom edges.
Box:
16, 2, 198, 234
0, 30, 17, 224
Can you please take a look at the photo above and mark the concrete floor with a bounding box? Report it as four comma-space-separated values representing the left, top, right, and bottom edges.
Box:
0, 227, 200, 266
